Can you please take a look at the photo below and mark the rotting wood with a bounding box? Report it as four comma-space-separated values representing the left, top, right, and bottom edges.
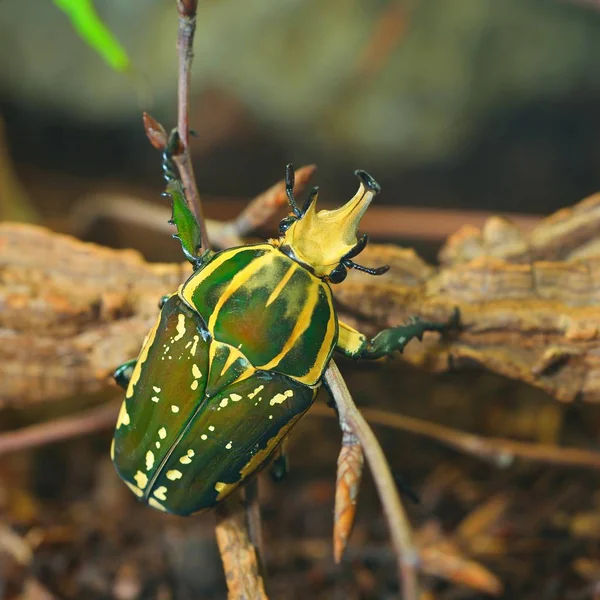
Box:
2, 191, 600, 406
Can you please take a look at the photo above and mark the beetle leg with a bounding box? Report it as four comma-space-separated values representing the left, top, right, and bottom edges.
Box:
158, 295, 170, 309
336, 308, 460, 359
269, 440, 290, 482
269, 451, 289, 483
113, 359, 137, 390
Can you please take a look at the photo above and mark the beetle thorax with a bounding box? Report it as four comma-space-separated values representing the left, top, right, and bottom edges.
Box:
281, 179, 376, 278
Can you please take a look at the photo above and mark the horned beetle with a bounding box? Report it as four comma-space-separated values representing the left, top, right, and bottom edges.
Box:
111, 141, 457, 515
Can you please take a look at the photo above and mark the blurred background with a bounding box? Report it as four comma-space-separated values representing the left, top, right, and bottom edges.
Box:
2, 0, 600, 257
3, 1, 600, 599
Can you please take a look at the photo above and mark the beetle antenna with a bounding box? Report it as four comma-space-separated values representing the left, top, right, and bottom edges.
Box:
342, 234, 369, 260
285, 163, 302, 218
162, 130, 181, 183
301, 186, 319, 216
343, 260, 390, 276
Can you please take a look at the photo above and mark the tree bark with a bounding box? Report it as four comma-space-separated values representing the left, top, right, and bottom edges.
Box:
2, 193, 600, 406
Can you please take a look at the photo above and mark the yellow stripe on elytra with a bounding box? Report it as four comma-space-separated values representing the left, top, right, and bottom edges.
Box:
219, 345, 245, 377
180, 245, 272, 313
258, 281, 319, 372
126, 313, 161, 399
302, 287, 337, 385
207, 252, 275, 334
265, 263, 297, 307
206, 341, 255, 391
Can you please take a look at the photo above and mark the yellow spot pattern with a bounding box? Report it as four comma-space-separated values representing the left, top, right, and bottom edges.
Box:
173, 313, 186, 341
145, 451, 155, 471
166, 470, 183, 481
179, 449, 195, 465
269, 389, 294, 406
158, 427, 167, 440
153, 486, 168, 501
134, 470, 148, 490
171, 405, 180, 413
190, 335, 199, 356
248, 385, 264, 399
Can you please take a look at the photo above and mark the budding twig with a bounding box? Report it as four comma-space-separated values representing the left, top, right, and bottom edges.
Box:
324, 360, 420, 600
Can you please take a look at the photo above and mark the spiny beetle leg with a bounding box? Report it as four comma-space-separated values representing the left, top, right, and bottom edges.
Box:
158, 295, 170, 309
367, 308, 460, 358
166, 179, 203, 264
113, 359, 137, 390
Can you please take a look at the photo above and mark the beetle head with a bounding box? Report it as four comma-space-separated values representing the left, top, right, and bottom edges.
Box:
279, 166, 389, 282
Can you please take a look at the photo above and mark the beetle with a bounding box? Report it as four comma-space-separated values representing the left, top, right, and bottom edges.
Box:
111, 145, 457, 516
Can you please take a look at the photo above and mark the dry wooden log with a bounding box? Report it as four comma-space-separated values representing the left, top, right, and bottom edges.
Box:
440, 192, 600, 264
2, 189, 600, 406
0, 223, 188, 404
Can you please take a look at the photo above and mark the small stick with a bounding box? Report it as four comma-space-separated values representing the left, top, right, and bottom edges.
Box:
173, 0, 209, 247
311, 403, 600, 470
215, 494, 269, 600
244, 478, 265, 570
4, 399, 600, 473
0, 402, 119, 456
232, 164, 317, 237
171, 3, 265, 591
69, 165, 317, 248
324, 360, 420, 600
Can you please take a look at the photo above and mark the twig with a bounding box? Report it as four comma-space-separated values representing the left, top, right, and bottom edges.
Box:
172, 0, 208, 247
0, 402, 119, 456
171, 4, 266, 595
324, 360, 420, 600
4, 398, 600, 473
229, 164, 316, 238
311, 403, 600, 470
69, 166, 316, 249
215, 494, 269, 600
244, 478, 265, 571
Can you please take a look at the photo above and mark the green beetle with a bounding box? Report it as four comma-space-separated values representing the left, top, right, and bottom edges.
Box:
111, 151, 455, 516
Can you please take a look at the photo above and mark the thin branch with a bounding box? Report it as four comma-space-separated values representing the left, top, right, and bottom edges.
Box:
172, 5, 265, 594
324, 360, 420, 600
215, 494, 269, 600
311, 403, 600, 470
4, 398, 600, 473
172, 0, 209, 248
0, 402, 119, 456
243, 478, 265, 572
